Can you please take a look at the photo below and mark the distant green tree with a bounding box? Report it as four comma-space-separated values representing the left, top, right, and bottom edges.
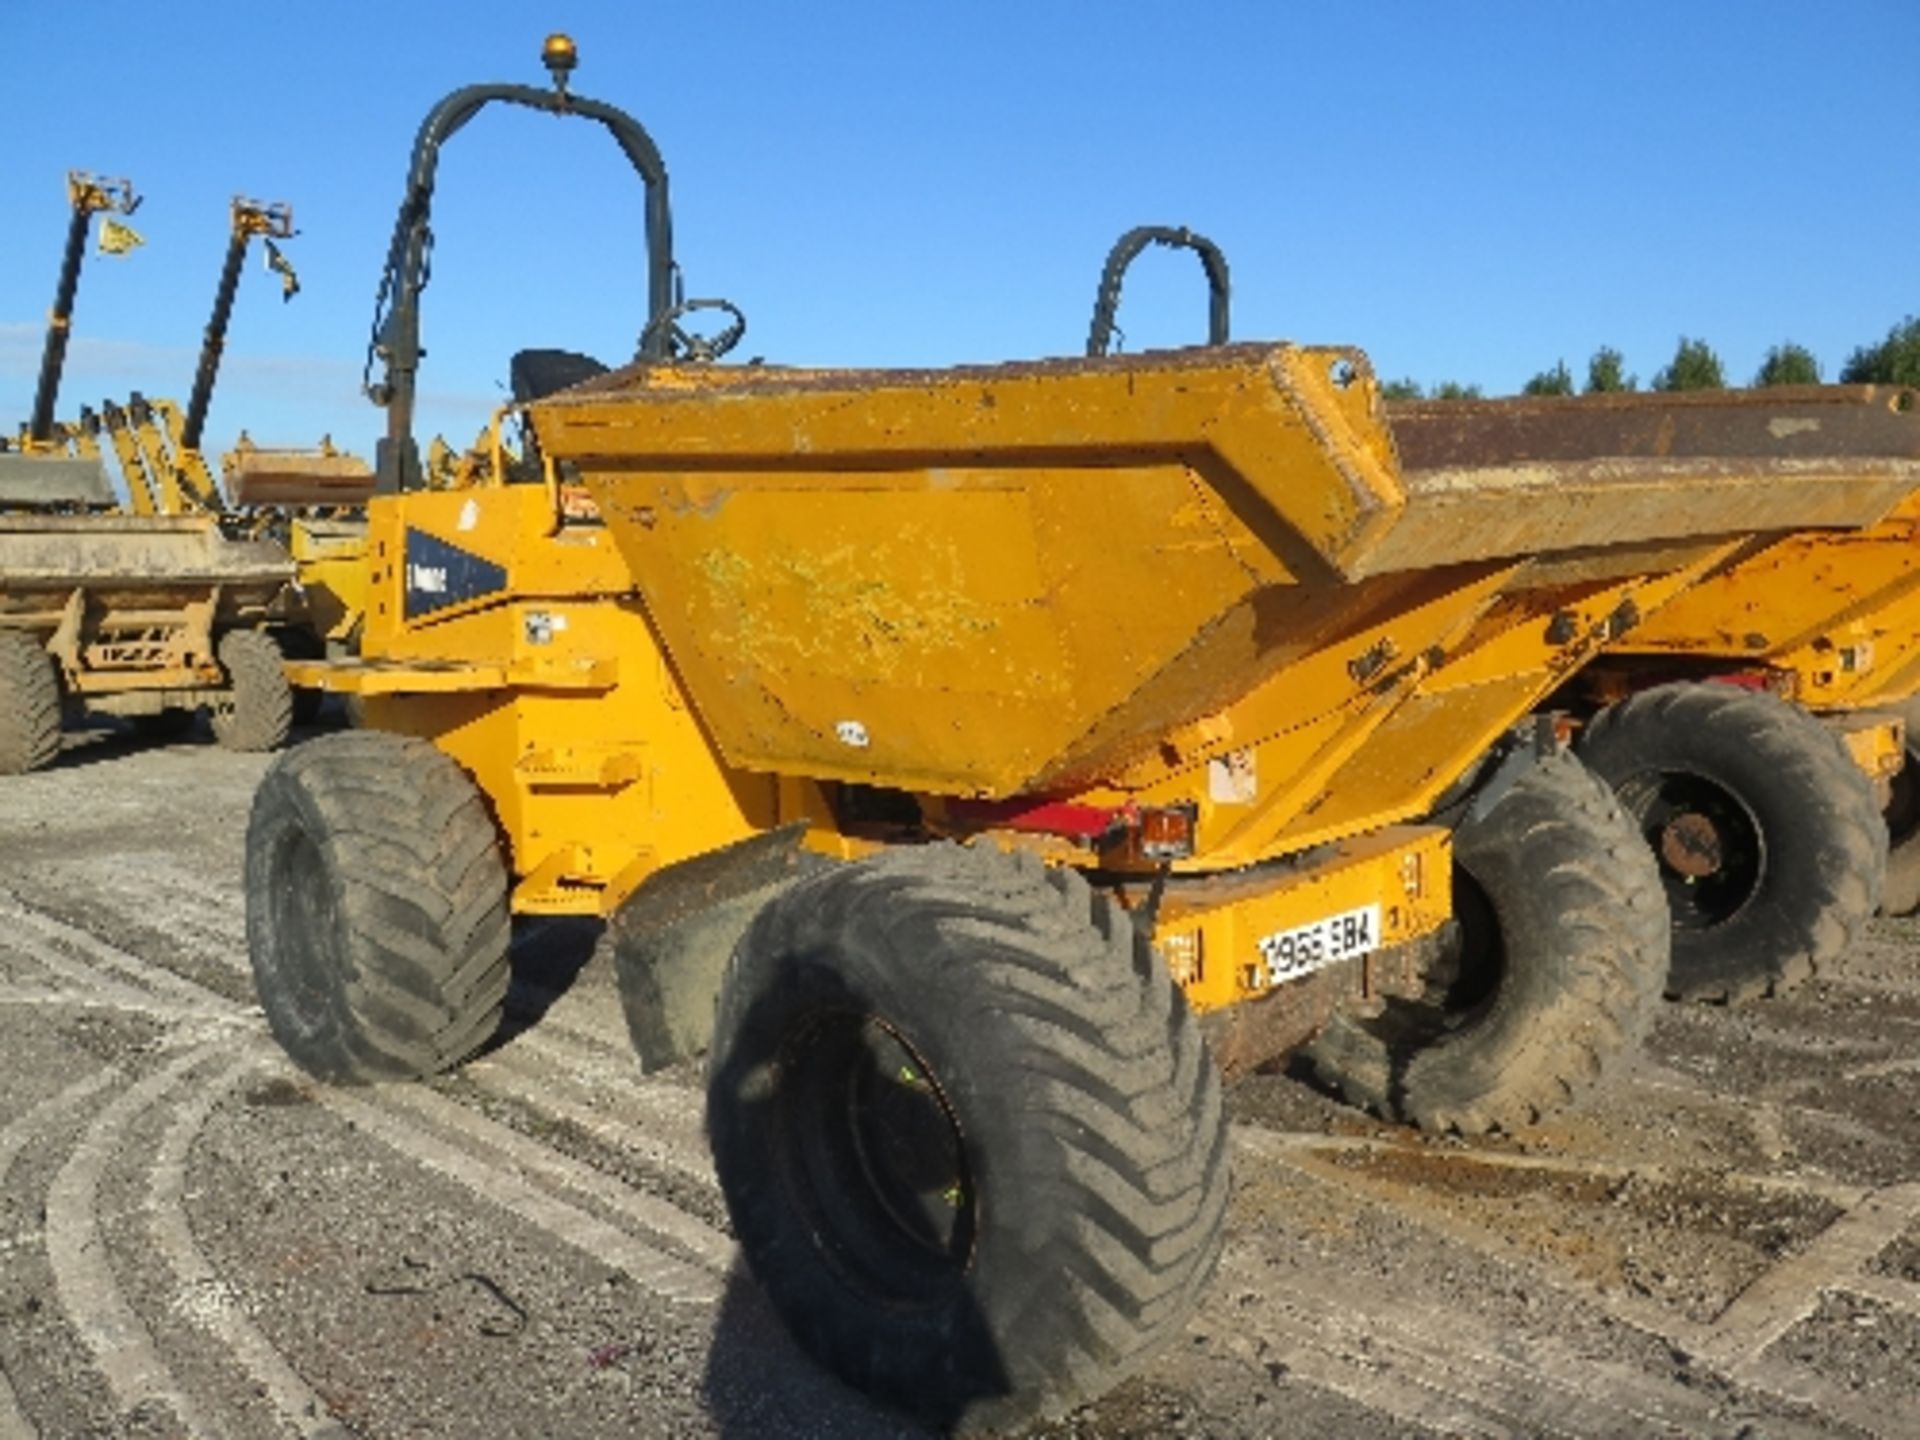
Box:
1430, 380, 1483, 401
1379, 377, 1425, 401
1522, 360, 1574, 396
1586, 346, 1637, 393
1754, 343, 1821, 387
1840, 316, 1920, 385
1652, 336, 1726, 391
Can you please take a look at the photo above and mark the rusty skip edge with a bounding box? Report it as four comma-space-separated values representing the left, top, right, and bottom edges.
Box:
1387, 384, 1920, 470
539, 353, 1920, 584
541, 339, 1333, 405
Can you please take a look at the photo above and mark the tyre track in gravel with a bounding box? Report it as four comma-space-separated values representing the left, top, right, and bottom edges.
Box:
43, 1046, 228, 1440
148, 1053, 352, 1440
0, 883, 734, 1438
54, 852, 727, 1197
0, 1068, 121, 1438
0, 883, 730, 1281
1206, 1231, 1821, 1440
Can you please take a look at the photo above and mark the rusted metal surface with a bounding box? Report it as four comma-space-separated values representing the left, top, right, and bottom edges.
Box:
224, 444, 375, 508
1368, 387, 1920, 577
0, 454, 116, 509
1659, 812, 1724, 879
0, 516, 290, 588
1388, 386, 1920, 470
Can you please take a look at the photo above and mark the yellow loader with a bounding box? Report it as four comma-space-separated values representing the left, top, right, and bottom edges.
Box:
242, 39, 1920, 1431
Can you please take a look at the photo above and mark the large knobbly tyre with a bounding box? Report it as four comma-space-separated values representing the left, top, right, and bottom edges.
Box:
1304, 750, 1669, 1135
1578, 682, 1886, 1002
1878, 695, 1920, 916
706, 844, 1230, 1434
245, 731, 511, 1083
0, 630, 62, 775
210, 628, 294, 752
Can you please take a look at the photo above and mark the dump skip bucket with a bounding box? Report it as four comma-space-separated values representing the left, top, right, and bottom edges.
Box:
532, 347, 1918, 797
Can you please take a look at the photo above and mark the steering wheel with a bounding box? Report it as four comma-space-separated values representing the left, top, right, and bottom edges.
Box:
639, 298, 747, 363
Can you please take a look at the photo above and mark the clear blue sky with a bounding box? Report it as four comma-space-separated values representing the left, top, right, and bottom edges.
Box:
3, 2, 1916, 455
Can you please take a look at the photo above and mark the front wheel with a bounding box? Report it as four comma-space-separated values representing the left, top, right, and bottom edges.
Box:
210, 628, 294, 752
1578, 682, 1886, 1001
244, 731, 511, 1083
0, 630, 62, 775
706, 844, 1230, 1434
1304, 749, 1669, 1134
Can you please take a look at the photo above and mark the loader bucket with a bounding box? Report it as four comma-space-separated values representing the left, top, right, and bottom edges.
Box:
529, 346, 1919, 801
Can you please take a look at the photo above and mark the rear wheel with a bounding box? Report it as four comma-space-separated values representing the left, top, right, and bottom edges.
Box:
0, 630, 62, 775
706, 844, 1229, 1434
210, 628, 294, 752
244, 731, 511, 1083
1879, 695, 1920, 916
1578, 682, 1885, 1001
1304, 749, 1668, 1134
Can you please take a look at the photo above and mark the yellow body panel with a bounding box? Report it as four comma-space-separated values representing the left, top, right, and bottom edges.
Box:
1824, 710, 1906, 783
1617, 492, 1920, 710
330, 487, 790, 913
1158, 825, 1452, 1013
287, 519, 369, 644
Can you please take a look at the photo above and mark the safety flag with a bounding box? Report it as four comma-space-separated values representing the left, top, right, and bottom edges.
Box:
97, 217, 145, 256
263, 238, 300, 302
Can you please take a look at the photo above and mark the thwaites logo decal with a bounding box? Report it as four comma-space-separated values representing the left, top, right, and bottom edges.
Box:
403, 528, 509, 620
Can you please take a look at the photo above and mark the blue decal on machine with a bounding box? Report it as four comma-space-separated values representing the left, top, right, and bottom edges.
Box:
403, 528, 508, 619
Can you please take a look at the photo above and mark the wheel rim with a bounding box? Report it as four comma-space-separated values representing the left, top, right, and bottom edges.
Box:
1436, 867, 1506, 1021
1885, 744, 1920, 848
777, 1013, 975, 1305
1617, 769, 1764, 930
1343, 865, 1509, 1052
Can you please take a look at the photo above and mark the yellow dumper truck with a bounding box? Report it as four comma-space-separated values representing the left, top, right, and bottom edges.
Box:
2, 176, 301, 770
241, 41, 1920, 1431
1392, 389, 1920, 1003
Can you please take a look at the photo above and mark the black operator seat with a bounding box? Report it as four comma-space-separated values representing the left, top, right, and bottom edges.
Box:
508, 349, 611, 404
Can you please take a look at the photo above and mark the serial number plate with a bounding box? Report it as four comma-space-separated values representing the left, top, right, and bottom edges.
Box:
1256, 903, 1382, 985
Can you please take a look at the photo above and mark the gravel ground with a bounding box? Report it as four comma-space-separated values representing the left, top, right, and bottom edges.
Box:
2, 722, 1918, 1439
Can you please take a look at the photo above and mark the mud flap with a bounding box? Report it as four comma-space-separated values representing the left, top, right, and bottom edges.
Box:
607, 827, 835, 1072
